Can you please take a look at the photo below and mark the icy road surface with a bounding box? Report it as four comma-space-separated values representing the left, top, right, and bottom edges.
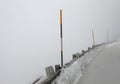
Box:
51, 41, 120, 84
77, 41, 120, 84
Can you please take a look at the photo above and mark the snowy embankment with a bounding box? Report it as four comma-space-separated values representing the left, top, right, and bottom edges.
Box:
51, 44, 106, 84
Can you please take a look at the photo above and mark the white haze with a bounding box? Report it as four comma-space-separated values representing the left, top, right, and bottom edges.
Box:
0, 0, 120, 84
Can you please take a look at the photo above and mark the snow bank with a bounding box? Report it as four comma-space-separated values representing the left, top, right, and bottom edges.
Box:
51, 45, 105, 84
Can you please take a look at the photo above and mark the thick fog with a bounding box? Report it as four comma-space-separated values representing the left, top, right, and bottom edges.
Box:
0, 0, 120, 84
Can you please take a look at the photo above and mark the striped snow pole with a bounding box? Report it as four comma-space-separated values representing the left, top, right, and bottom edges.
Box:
60, 9, 63, 67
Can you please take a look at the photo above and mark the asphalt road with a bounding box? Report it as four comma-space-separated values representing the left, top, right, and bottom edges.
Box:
77, 41, 120, 84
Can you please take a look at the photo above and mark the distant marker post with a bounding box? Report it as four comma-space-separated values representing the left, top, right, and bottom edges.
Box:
92, 29, 95, 45
60, 9, 63, 67
107, 31, 109, 42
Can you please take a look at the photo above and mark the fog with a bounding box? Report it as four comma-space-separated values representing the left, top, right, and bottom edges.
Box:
0, 0, 120, 84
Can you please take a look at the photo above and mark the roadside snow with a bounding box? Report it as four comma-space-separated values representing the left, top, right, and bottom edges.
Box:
51, 44, 105, 84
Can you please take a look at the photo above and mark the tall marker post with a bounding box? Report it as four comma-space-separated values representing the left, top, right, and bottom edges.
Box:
60, 9, 63, 67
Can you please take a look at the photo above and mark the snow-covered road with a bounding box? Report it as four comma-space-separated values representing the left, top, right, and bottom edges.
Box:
51, 41, 120, 84
77, 41, 120, 84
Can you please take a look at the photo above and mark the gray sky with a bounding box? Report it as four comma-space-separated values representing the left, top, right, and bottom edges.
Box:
0, 0, 120, 84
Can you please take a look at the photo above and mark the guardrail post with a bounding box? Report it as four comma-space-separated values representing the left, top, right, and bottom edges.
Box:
45, 66, 55, 78
55, 64, 61, 72
72, 54, 77, 59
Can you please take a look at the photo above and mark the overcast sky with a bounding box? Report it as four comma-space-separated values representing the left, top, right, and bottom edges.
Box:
0, 0, 120, 84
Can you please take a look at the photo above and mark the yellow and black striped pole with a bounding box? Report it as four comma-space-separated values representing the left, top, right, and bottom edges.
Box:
60, 9, 63, 67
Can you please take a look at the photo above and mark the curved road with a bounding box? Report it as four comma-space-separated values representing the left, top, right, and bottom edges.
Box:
77, 41, 120, 84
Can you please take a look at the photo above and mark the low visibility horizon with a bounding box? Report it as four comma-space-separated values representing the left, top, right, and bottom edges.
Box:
0, 0, 120, 84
